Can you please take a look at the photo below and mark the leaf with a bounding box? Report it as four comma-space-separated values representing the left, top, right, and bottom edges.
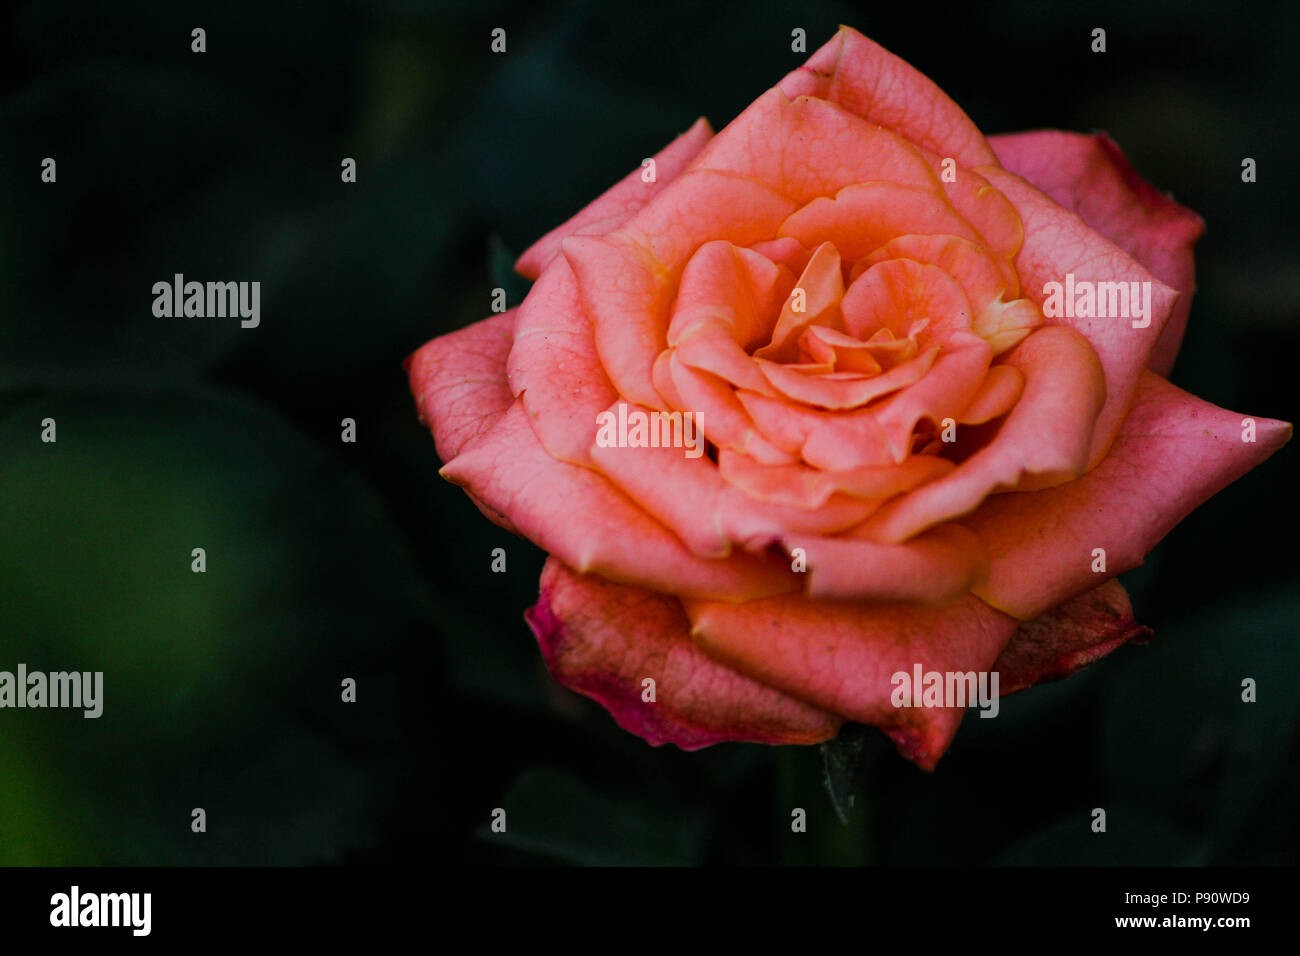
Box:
0, 387, 432, 863
820, 722, 881, 824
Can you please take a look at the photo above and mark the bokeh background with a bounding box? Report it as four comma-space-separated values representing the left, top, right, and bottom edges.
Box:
1, 0, 1296, 865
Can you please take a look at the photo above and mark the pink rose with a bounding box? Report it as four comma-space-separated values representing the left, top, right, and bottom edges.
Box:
408, 27, 1290, 768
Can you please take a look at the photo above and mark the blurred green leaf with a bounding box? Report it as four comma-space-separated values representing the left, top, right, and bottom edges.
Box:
0, 387, 431, 863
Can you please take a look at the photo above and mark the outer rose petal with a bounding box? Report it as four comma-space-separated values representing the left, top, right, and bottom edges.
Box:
527, 558, 842, 748
507, 256, 617, 465
407, 310, 516, 462
778, 26, 996, 169
981, 166, 1180, 468
440, 400, 800, 602
989, 131, 1205, 376
965, 371, 1292, 619
684, 593, 1019, 769
407, 312, 522, 532
688, 87, 938, 204
514, 117, 714, 280
994, 580, 1151, 694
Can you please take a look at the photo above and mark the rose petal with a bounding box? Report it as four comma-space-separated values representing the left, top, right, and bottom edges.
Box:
689, 87, 938, 204
994, 579, 1151, 694
989, 131, 1205, 376
735, 389, 903, 470
935, 162, 1024, 283
668, 240, 792, 350
780, 182, 978, 260
668, 355, 797, 464
667, 241, 791, 395
869, 332, 993, 459
971, 295, 1043, 353
841, 258, 975, 345
507, 257, 617, 465
590, 405, 877, 554
515, 117, 714, 279
750, 236, 813, 273
407, 310, 516, 462
755, 241, 845, 359
589, 404, 735, 557
441, 400, 800, 601
528, 558, 841, 748
785, 522, 990, 604
980, 166, 1180, 468
718, 448, 954, 508
564, 170, 797, 408
859, 325, 1106, 542
958, 364, 1024, 424
672, 325, 777, 396
684, 591, 1019, 769
755, 344, 940, 411
778, 25, 996, 169
861, 233, 1016, 306
964, 371, 1292, 619
800, 325, 887, 374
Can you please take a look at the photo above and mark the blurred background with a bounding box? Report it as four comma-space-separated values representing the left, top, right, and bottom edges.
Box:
0, 0, 1296, 865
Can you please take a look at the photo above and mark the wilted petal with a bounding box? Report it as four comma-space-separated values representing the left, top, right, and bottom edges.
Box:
994, 579, 1151, 693
685, 591, 1019, 769
529, 559, 841, 748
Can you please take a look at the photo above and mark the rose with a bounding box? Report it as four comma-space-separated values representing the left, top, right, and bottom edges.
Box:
408, 27, 1290, 768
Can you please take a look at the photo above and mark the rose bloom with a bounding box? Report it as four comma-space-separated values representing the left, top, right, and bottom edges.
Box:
409, 27, 1290, 767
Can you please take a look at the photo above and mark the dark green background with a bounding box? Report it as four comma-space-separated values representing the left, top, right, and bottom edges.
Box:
0, 0, 1296, 865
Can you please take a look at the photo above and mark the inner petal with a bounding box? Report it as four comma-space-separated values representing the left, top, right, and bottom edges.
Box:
779, 181, 980, 260
753, 241, 845, 361
798, 325, 883, 374
841, 258, 974, 347
754, 344, 940, 410
668, 240, 794, 351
